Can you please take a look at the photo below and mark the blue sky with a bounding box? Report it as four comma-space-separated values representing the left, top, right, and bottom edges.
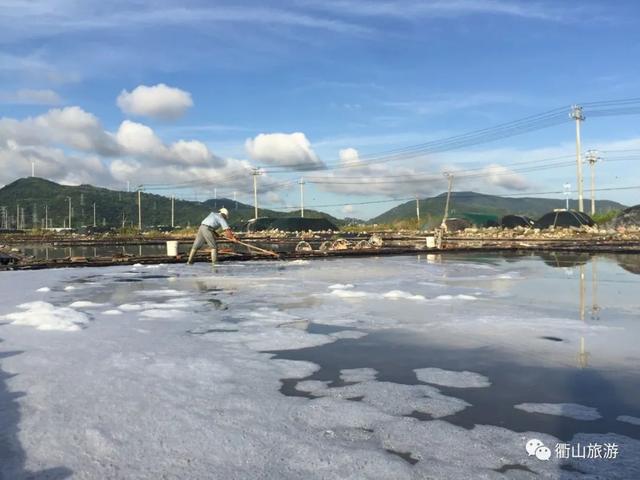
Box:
1, 0, 640, 219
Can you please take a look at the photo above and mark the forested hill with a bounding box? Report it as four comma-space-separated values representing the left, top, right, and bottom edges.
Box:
370, 191, 626, 225
0, 177, 342, 229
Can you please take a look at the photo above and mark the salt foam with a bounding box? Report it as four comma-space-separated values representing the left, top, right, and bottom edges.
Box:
414, 368, 490, 388
3, 301, 89, 331
514, 402, 602, 421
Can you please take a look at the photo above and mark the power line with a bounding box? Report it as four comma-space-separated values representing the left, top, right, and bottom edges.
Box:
261, 98, 640, 173
277, 184, 640, 211
133, 98, 640, 198
265, 109, 572, 172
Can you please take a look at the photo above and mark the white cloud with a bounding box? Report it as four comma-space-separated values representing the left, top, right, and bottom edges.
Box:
313, 146, 533, 198
171, 140, 214, 166
115, 120, 225, 168
0, 105, 258, 191
117, 84, 193, 120
0, 143, 109, 186
265, 191, 285, 205
0, 4, 371, 41
313, 148, 444, 197
384, 92, 517, 116
116, 120, 167, 158
338, 147, 362, 166
479, 163, 529, 190
301, 0, 573, 22
0, 89, 63, 105
107, 156, 274, 195
342, 204, 355, 214
0, 106, 118, 155
245, 132, 325, 170
0, 53, 81, 84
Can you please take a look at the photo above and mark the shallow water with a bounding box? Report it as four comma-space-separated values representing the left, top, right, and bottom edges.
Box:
1, 252, 639, 479
274, 252, 640, 440
13, 242, 174, 259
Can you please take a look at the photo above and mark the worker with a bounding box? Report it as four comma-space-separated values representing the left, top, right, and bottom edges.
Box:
187, 207, 237, 265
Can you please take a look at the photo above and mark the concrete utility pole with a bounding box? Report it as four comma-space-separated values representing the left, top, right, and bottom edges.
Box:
252, 168, 260, 220
16, 204, 20, 229
93, 202, 97, 227
585, 150, 601, 216
67, 196, 72, 229
171, 195, 175, 228
31, 161, 35, 177
45, 204, 48, 230
441, 173, 454, 227
137, 188, 142, 231
299, 177, 305, 218
570, 105, 586, 212
416, 196, 420, 223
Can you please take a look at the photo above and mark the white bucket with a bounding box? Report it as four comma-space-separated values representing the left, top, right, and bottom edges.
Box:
425, 236, 436, 249
166, 240, 178, 257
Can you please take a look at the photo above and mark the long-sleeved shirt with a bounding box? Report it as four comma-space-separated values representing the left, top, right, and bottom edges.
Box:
201, 212, 230, 230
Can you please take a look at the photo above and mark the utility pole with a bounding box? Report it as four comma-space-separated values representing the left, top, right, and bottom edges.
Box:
31, 161, 35, 177
214, 188, 217, 209
67, 196, 72, 229
137, 188, 142, 231
252, 168, 261, 220
570, 105, 586, 212
415, 196, 420, 223
585, 150, 601, 216
45, 204, 48, 230
93, 202, 97, 227
563, 183, 571, 210
127, 180, 130, 193
441, 173, 454, 227
16, 203, 20, 229
171, 195, 175, 228
299, 177, 305, 218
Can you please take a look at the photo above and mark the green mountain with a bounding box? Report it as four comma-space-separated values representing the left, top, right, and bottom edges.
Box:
0, 178, 342, 230
370, 191, 627, 226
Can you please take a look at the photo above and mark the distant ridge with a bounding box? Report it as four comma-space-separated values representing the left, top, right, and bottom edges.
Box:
370, 191, 626, 225
0, 178, 341, 229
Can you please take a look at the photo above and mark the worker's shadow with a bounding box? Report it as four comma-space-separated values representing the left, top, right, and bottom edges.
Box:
0, 342, 73, 480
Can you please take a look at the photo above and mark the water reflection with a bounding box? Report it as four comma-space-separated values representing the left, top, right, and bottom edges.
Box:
12, 243, 179, 260
537, 251, 591, 269
615, 253, 640, 275
420, 251, 640, 372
